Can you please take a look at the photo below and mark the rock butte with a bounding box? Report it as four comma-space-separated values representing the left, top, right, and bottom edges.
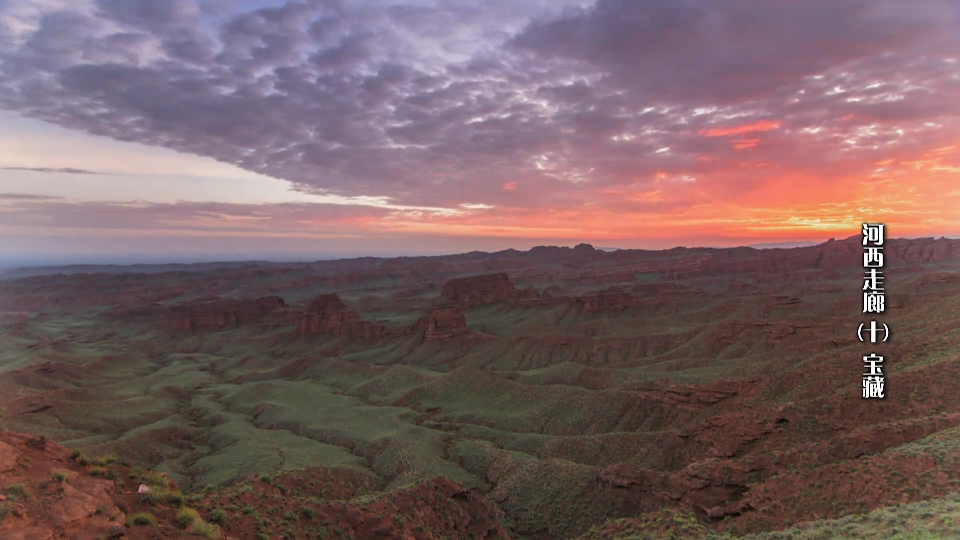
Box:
415, 300, 471, 341
298, 293, 386, 339
441, 272, 519, 308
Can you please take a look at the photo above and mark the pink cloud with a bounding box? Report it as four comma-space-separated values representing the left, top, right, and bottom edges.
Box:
701, 120, 782, 138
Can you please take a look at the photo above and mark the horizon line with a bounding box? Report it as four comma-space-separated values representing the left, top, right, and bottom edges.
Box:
4, 234, 959, 273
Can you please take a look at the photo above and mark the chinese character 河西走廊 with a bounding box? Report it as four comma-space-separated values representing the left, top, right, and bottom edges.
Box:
862, 223, 885, 246
863, 292, 885, 313
864, 247, 884, 268
863, 269, 884, 292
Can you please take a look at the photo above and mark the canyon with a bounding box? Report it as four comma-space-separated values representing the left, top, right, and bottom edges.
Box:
1, 235, 959, 539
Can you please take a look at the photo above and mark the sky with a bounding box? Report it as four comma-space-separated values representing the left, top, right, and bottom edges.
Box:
0, 0, 958, 265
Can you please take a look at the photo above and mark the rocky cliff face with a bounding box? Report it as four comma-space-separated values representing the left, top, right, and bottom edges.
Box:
106, 295, 294, 331
700, 236, 960, 277
414, 301, 471, 341
889, 236, 958, 264
511, 286, 544, 306
440, 273, 518, 308
166, 295, 286, 330
298, 293, 386, 339
573, 286, 637, 314
0, 432, 127, 540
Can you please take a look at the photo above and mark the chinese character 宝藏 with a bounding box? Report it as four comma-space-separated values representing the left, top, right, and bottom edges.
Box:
863, 376, 885, 399
863, 353, 885, 376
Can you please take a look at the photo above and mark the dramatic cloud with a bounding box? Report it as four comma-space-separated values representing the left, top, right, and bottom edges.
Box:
0, 0, 957, 247
512, 0, 957, 103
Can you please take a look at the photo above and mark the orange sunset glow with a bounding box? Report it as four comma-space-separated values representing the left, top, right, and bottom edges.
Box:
0, 0, 958, 263
700, 120, 783, 138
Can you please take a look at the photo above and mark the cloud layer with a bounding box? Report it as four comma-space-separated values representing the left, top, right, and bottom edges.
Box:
3, 166, 104, 174
0, 0, 958, 248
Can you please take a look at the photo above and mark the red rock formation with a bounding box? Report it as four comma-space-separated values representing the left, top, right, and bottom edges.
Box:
0, 429, 511, 540
921, 272, 960, 285
166, 295, 286, 330
889, 236, 958, 263
704, 319, 848, 355
0, 431, 128, 540
633, 382, 742, 411
440, 273, 517, 308
199, 474, 509, 540
699, 242, 856, 276
574, 286, 637, 314
414, 301, 471, 341
511, 287, 543, 306
596, 413, 785, 518
298, 294, 386, 339
697, 236, 960, 278
392, 282, 439, 300
0, 296, 51, 312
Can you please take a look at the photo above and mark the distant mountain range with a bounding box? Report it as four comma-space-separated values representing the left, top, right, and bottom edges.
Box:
747, 241, 822, 249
